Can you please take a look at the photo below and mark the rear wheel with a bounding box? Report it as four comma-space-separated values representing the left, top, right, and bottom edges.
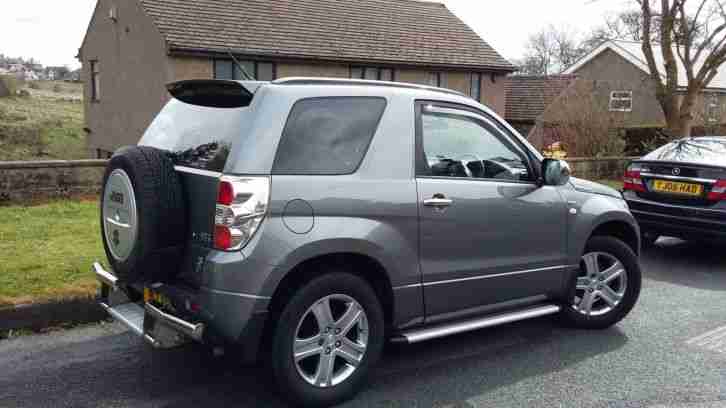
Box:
271, 272, 384, 407
558, 236, 641, 329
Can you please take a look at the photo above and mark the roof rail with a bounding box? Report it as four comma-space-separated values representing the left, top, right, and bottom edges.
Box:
272, 77, 468, 98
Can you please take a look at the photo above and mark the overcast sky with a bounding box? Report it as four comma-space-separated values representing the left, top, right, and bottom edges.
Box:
0, 0, 634, 69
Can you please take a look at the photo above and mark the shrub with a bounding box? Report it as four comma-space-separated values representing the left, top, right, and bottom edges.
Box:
538, 80, 628, 158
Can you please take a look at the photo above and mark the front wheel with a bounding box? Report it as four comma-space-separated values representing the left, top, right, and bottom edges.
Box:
271, 272, 384, 407
641, 231, 660, 247
558, 236, 642, 330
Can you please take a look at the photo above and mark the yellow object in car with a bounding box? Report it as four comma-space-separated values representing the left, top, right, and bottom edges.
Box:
144, 287, 174, 311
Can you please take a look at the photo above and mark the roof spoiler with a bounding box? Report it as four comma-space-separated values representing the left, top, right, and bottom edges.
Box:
166, 80, 255, 108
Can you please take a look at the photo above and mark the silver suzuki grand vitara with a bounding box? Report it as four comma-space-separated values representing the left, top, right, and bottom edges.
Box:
94, 78, 642, 407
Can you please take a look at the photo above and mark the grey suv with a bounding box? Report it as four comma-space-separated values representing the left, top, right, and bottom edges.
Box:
94, 78, 642, 407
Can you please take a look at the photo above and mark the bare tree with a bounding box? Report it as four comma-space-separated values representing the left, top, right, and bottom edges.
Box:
638, 0, 726, 137
518, 26, 586, 75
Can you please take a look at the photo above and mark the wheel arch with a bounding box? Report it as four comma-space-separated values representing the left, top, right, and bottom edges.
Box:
589, 220, 640, 256
260, 252, 396, 356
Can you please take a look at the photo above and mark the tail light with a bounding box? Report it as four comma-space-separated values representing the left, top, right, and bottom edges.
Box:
708, 180, 726, 201
214, 176, 270, 251
623, 164, 647, 192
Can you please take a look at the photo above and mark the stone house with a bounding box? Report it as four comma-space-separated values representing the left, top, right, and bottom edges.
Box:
563, 40, 726, 133
78, 0, 516, 158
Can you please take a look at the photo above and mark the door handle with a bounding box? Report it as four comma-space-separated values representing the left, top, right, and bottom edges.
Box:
423, 196, 453, 208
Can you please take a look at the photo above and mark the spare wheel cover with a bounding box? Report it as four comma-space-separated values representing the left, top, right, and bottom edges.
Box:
102, 168, 139, 262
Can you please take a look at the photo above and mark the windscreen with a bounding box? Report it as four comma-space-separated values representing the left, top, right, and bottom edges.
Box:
139, 99, 249, 172
643, 137, 726, 167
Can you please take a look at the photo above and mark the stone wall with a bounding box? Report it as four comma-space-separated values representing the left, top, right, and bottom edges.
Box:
0, 160, 108, 203
567, 157, 636, 181
0, 157, 634, 204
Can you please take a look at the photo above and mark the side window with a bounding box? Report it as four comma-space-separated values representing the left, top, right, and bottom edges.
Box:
90, 60, 100, 101
272, 97, 387, 175
214, 59, 276, 81
609, 91, 633, 112
419, 108, 532, 182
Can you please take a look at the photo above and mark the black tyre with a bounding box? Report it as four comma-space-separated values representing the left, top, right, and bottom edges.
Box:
558, 236, 642, 330
271, 272, 384, 407
641, 231, 660, 247
100, 146, 187, 283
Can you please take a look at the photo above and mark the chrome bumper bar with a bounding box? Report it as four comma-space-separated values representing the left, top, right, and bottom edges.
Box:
93, 262, 118, 290
94, 262, 205, 348
144, 302, 205, 342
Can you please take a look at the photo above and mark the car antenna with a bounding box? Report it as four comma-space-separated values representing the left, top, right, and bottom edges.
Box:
226, 48, 255, 81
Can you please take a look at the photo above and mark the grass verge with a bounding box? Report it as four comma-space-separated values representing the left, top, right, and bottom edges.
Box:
0, 179, 623, 308
0, 200, 103, 307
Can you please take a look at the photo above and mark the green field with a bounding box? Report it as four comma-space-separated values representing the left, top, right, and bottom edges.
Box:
0, 200, 103, 306
0, 81, 86, 161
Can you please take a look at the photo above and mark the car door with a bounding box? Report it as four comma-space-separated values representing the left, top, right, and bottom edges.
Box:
415, 101, 569, 321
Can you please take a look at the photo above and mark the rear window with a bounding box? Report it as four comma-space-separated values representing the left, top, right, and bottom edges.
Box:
643, 138, 726, 167
139, 99, 249, 172
272, 97, 387, 175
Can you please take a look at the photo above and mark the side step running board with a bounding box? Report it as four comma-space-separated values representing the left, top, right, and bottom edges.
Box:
393, 304, 561, 344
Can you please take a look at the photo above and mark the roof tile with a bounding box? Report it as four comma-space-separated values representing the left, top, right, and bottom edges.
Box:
504, 75, 577, 122
139, 0, 515, 70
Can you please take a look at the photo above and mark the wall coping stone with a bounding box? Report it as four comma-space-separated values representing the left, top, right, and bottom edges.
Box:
0, 160, 109, 170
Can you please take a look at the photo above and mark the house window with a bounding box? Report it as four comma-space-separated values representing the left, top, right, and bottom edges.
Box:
90, 61, 100, 102
350, 66, 394, 81
469, 73, 482, 102
609, 91, 633, 112
213, 59, 276, 81
707, 94, 721, 123
426, 72, 448, 88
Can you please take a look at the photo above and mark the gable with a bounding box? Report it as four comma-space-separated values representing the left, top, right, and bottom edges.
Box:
571, 49, 650, 83
565, 40, 726, 90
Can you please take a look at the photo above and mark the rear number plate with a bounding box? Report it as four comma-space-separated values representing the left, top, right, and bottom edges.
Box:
652, 180, 703, 196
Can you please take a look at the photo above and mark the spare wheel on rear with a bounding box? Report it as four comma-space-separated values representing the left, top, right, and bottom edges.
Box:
100, 146, 187, 284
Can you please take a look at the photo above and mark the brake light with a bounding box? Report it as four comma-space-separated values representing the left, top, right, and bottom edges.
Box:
623, 164, 646, 192
217, 181, 234, 206
214, 225, 232, 249
708, 180, 726, 201
213, 176, 270, 251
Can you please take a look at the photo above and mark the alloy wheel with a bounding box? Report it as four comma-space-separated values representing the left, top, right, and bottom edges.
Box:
572, 252, 628, 316
293, 294, 369, 388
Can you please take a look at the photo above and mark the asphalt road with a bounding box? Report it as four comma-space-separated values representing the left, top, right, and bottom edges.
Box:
2, 238, 726, 408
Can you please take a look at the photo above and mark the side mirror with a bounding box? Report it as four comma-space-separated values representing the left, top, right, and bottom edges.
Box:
542, 159, 571, 186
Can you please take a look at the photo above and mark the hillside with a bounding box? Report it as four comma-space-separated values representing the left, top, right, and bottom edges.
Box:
0, 81, 86, 161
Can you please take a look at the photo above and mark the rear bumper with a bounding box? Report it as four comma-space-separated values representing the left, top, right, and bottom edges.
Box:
94, 262, 268, 360
625, 197, 726, 240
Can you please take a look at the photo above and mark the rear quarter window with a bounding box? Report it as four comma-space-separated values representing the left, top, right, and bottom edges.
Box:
272, 97, 387, 175
140, 99, 249, 172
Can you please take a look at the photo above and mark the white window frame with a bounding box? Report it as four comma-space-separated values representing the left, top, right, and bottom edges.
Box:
609, 91, 633, 112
